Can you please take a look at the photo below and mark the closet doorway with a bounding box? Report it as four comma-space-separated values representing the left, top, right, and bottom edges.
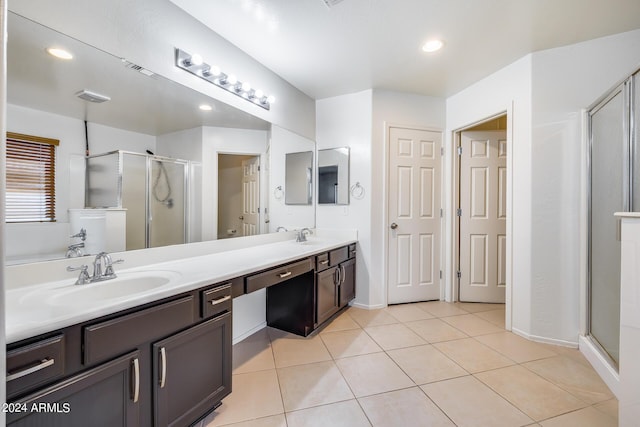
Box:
455, 115, 507, 303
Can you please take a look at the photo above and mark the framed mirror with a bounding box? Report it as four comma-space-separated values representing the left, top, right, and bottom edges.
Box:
285, 151, 313, 205
318, 147, 350, 205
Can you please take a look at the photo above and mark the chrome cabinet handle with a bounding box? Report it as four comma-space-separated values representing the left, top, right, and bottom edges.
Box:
6, 358, 55, 382
341, 265, 346, 284
279, 271, 292, 278
320, 260, 329, 265
210, 295, 231, 306
159, 347, 167, 389
132, 358, 140, 403
390, 223, 398, 229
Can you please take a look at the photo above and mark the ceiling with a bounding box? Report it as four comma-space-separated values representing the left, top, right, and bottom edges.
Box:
170, 0, 640, 100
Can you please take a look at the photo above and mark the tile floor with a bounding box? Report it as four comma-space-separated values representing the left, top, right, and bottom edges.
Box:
200, 302, 617, 427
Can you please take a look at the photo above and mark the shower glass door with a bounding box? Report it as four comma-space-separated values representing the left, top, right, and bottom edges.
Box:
589, 83, 630, 367
149, 158, 187, 248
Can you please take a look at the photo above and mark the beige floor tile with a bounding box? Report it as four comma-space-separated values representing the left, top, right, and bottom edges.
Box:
434, 338, 514, 373
475, 365, 587, 421
475, 332, 557, 363
523, 356, 615, 404
416, 301, 469, 317
319, 311, 361, 334
384, 304, 435, 322
204, 414, 287, 427
593, 398, 618, 420
474, 309, 507, 328
359, 387, 455, 427
335, 352, 414, 397
277, 360, 354, 411
207, 370, 283, 426
539, 406, 617, 427
364, 323, 427, 350
233, 328, 275, 374
405, 318, 469, 343
387, 344, 468, 385
421, 375, 532, 427
540, 344, 591, 367
441, 314, 505, 336
347, 307, 399, 327
285, 400, 371, 427
320, 329, 383, 358
269, 330, 332, 368
457, 302, 505, 313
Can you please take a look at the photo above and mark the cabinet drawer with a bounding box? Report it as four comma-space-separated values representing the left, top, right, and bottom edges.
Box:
7, 334, 65, 398
202, 283, 232, 319
329, 246, 349, 266
348, 244, 356, 259
246, 258, 313, 293
83, 296, 195, 365
315, 253, 330, 272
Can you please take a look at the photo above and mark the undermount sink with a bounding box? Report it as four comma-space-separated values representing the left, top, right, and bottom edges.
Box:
46, 271, 181, 306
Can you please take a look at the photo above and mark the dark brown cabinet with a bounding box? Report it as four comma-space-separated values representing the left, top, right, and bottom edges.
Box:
339, 257, 356, 307
7, 351, 140, 427
153, 312, 232, 427
316, 266, 341, 325
315, 244, 356, 326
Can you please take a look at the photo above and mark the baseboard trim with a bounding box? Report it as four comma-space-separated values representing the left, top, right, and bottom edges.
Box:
233, 321, 267, 345
350, 302, 386, 310
511, 327, 578, 348
579, 335, 620, 398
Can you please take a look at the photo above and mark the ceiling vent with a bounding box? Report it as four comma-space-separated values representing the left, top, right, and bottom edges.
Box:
75, 89, 111, 103
322, 0, 346, 8
124, 61, 155, 77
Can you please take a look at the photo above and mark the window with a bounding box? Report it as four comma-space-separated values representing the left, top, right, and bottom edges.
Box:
5, 132, 59, 223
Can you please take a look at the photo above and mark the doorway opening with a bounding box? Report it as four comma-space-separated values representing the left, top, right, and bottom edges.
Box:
217, 154, 261, 239
454, 115, 508, 304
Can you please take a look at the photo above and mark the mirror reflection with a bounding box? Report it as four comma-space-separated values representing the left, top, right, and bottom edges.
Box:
318, 147, 350, 205
5, 12, 315, 264
285, 151, 313, 205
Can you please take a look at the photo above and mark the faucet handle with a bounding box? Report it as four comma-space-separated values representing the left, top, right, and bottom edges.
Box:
67, 264, 90, 285
104, 259, 124, 277
67, 264, 88, 272
70, 228, 87, 241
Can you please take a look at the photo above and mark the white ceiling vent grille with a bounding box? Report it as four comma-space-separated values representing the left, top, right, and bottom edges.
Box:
75, 89, 111, 103
124, 61, 155, 77
322, 0, 346, 8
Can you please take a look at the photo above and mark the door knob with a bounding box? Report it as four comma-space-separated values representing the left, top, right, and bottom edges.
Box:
390, 223, 398, 229
239, 215, 244, 220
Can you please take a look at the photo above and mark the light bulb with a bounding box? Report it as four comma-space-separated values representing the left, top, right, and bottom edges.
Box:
210, 65, 221, 76
254, 89, 264, 99
266, 95, 276, 104
242, 82, 252, 92
46, 47, 73, 60
199, 104, 212, 111
227, 74, 237, 85
190, 54, 204, 65
422, 39, 444, 53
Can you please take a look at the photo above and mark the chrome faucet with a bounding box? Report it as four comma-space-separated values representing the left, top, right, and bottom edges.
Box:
296, 228, 313, 242
276, 226, 288, 232
65, 242, 85, 258
67, 252, 123, 285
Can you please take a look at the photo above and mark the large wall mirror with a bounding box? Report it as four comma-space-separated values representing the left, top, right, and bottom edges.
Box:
318, 147, 350, 205
285, 151, 313, 205
5, 11, 315, 264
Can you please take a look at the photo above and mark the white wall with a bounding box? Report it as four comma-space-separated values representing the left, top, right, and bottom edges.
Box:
528, 29, 640, 343
269, 125, 316, 232
9, 0, 316, 140
6, 104, 155, 261
446, 55, 533, 337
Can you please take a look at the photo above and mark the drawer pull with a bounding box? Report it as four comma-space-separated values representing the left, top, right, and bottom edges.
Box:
279, 271, 292, 278
319, 260, 329, 265
6, 358, 55, 382
210, 295, 231, 306
159, 347, 167, 389
132, 358, 140, 403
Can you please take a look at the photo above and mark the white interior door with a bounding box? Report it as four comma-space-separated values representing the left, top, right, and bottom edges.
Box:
388, 127, 442, 304
241, 156, 260, 236
459, 131, 507, 303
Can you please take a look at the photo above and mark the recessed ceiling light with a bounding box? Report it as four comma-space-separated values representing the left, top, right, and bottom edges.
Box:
422, 39, 444, 53
199, 104, 213, 111
46, 47, 73, 60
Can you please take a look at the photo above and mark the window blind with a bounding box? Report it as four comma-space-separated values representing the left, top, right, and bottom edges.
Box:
6, 132, 59, 223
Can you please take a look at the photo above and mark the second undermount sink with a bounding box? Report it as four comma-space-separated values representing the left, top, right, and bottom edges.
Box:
47, 271, 182, 306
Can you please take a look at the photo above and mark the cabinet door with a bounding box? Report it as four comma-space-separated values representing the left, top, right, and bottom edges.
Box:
8, 351, 140, 427
339, 258, 356, 307
153, 313, 232, 427
316, 267, 340, 325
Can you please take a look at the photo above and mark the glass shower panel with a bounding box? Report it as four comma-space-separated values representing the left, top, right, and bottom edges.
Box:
634, 72, 640, 212
121, 153, 147, 250
590, 88, 625, 365
85, 152, 120, 208
149, 159, 186, 248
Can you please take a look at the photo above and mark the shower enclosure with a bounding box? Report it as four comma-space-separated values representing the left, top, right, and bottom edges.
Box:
85, 150, 197, 250
588, 70, 639, 368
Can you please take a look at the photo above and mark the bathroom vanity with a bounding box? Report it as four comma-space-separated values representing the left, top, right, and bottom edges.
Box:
5, 234, 356, 426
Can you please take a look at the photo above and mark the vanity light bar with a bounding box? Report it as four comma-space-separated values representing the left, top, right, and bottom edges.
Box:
175, 48, 274, 111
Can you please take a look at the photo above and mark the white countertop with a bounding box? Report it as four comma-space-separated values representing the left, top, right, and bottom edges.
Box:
6, 233, 356, 344
615, 212, 640, 218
